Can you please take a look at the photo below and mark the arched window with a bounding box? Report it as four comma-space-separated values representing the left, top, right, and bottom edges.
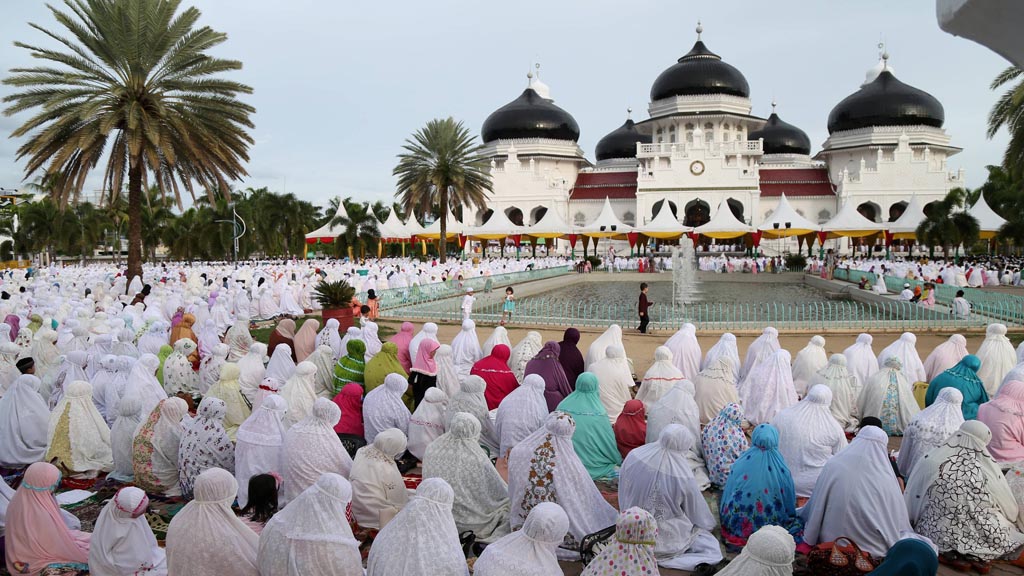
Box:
704, 122, 714, 142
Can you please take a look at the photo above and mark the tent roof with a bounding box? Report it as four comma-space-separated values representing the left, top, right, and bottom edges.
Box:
970, 193, 1007, 238
694, 201, 755, 239
419, 206, 464, 239
305, 199, 350, 241
404, 214, 426, 237
640, 204, 692, 239
579, 197, 633, 237
464, 208, 527, 240
889, 196, 926, 238
377, 208, 410, 242
758, 193, 820, 237
527, 207, 574, 239
821, 200, 886, 237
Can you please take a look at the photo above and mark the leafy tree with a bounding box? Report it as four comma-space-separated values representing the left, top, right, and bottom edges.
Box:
3, 0, 254, 280
393, 117, 491, 263
916, 188, 981, 259
988, 67, 1024, 179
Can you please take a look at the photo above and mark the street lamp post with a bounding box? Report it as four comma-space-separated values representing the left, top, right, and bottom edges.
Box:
215, 203, 246, 264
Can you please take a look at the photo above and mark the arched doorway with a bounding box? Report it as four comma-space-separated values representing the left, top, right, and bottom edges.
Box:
477, 209, 494, 226
505, 207, 524, 226
727, 198, 745, 222
857, 201, 880, 223
888, 201, 908, 222
529, 205, 548, 225
923, 201, 940, 218
683, 199, 711, 227
652, 199, 678, 219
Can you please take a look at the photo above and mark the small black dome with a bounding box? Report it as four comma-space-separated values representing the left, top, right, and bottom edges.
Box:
827, 70, 944, 134
748, 112, 811, 155
595, 119, 652, 161
650, 40, 750, 101
481, 88, 580, 143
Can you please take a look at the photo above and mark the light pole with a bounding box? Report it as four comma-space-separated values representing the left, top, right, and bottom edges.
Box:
215, 203, 246, 263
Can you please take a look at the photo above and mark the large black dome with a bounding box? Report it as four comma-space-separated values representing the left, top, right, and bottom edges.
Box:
748, 111, 811, 155
650, 40, 750, 101
827, 70, 944, 134
481, 88, 580, 143
595, 119, 652, 161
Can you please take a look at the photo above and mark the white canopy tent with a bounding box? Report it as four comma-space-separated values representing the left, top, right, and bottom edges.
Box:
970, 193, 1007, 239
579, 197, 633, 239
419, 206, 464, 240
463, 208, 528, 240
526, 207, 574, 239
377, 208, 411, 242
821, 200, 886, 238
693, 201, 755, 239
758, 194, 820, 238
640, 204, 692, 239
304, 199, 350, 243
888, 196, 927, 239
404, 214, 427, 239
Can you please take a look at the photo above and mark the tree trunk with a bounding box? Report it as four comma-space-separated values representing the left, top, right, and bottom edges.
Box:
127, 162, 144, 281
438, 187, 448, 264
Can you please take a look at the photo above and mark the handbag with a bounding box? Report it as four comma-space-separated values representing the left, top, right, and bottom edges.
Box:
806, 537, 876, 575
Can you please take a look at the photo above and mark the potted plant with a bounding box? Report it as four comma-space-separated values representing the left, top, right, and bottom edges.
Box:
313, 279, 356, 331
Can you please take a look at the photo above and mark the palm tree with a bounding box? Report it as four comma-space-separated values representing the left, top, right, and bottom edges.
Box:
988, 67, 1024, 178
393, 117, 492, 263
916, 188, 981, 260
331, 200, 380, 260
3, 0, 254, 280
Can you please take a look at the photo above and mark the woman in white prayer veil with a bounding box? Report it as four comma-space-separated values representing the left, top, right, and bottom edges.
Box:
162, 339, 198, 395
509, 330, 543, 383
407, 387, 448, 460
132, 397, 188, 497
224, 315, 253, 362
858, 356, 921, 436
264, 342, 296, 389
198, 343, 229, 396
637, 346, 687, 411
473, 502, 569, 576
339, 326, 361, 354
619, 424, 723, 570
976, 323, 1018, 395
481, 325, 512, 357
495, 373, 548, 458
702, 332, 740, 378
645, 380, 710, 490
350, 428, 411, 531
166, 468, 258, 576
585, 324, 624, 370
791, 335, 828, 397
109, 394, 144, 483
234, 394, 286, 509
366, 478, 468, 576
314, 318, 343, 361
0, 374, 50, 466
237, 342, 267, 403
408, 322, 439, 367
137, 322, 168, 357
771, 385, 848, 498
741, 349, 798, 426
257, 473, 362, 576
423, 413, 511, 543
664, 322, 702, 378
362, 373, 412, 444
878, 332, 927, 384
897, 387, 964, 479
89, 486, 168, 576
46, 380, 114, 476
843, 333, 878, 390
924, 334, 969, 381
177, 397, 234, 498
278, 361, 318, 428
507, 412, 618, 560
693, 355, 739, 425
591, 345, 635, 423
281, 398, 353, 505
444, 374, 499, 454
740, 326, 779, 380
434, 344, 461, 397
715, 525, 795, 576
196, 318, 220, 361
362, 321, 383, 362
451, 319, 482, 381
809, 354, 859, 431
305, 345, 336, 399
905, 420, 1024, 562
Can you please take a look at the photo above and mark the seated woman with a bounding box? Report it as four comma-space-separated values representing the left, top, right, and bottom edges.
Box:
362, 373, 411, 444
800, 425, 922, 557
178, 397, 234, 498
349, 428, 410, 531
364, 342, 408, 397
693, 355, 740, 425
580, 507, 659, 576
333, 339, 366, 394
166, 468, 258, 576
282, 398, 353, 505
926, 354, 988, 420
473, 502, 568, 576
205, 363, 252, 440
589, 345, 635, 422
257, 473, 362, 576
647, 380, 709, 489
267, 318, 296, 361
88, 486, 167, 575
237, 473, 279, 535
740, 349, 798, 426
771, 385, 848, 498
620, 424, 723, 570
423, 413, 510, 543
507, 411, 618, 560
0, 374, 50, 467
869, 538, 940, 576
702, 403, 749, 488
524, 340, 571, 412
556, 373, 621, 480
720, 424, 804, 549
613, 399, 647, 460
715, 525, 796, 576
5, 462, 91, 575
906, 420, 1024, 570
471, 343, 519, 410
495, 374, 548, 459
133, 397, 189, 496
408, 339, 440, 408
407, 387, 448, 460
46, 379, 114, 478
637, 346, 686, 411
898, 388, 965, 478
859, 356, 920, 436
977, 380, 1024, 463
810, 354, 860, 431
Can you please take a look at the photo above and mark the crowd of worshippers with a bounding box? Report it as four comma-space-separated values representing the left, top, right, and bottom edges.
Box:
3, 296, 1024, 575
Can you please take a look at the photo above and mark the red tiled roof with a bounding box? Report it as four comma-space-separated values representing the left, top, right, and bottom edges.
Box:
759, 167, 835, 197
570, 170, 637, 200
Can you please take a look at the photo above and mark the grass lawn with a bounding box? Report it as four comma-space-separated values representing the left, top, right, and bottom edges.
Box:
250, 314, 396, 344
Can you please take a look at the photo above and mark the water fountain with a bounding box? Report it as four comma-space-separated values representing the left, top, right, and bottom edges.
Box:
671, 243, 701, 305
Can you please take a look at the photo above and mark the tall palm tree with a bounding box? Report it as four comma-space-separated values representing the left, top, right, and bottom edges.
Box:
393, 117, 492, 263
988, 67, 1024, 177
916, 188, 981, 259
3, 0, 254, 280
331, 200, 380, 260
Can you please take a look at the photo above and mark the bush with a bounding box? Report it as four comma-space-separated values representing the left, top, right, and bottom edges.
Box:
785, 253, 807, 270
312, 279, 355, 309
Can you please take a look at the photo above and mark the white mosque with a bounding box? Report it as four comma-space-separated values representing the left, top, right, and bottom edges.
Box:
473, 24, 965, 248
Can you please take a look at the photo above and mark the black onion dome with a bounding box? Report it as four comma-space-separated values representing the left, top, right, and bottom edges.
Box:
749, 112, 811, 155
481, 88, 580, 143
595, 119, 652, 161
650, 40, 750, 101
827, 70, 944, 134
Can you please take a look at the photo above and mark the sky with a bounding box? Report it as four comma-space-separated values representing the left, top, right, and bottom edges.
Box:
0, 0, 1014, 212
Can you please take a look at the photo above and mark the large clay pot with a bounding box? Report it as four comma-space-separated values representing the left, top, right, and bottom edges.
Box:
321, 306, 355, 333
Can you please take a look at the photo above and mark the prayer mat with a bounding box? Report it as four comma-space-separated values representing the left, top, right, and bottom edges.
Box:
402, 472, 423, 491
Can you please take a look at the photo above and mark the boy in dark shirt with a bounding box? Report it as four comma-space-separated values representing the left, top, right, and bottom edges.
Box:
638, 282, 652, 334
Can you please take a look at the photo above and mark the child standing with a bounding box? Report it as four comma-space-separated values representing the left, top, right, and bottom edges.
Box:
501, 287, 515, 325
366, 289, 380, 320
461, 287, 475, 321
638, 282, 652, 334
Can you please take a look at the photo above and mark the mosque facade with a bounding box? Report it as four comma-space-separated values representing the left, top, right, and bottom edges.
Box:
474, 25, 965, 249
